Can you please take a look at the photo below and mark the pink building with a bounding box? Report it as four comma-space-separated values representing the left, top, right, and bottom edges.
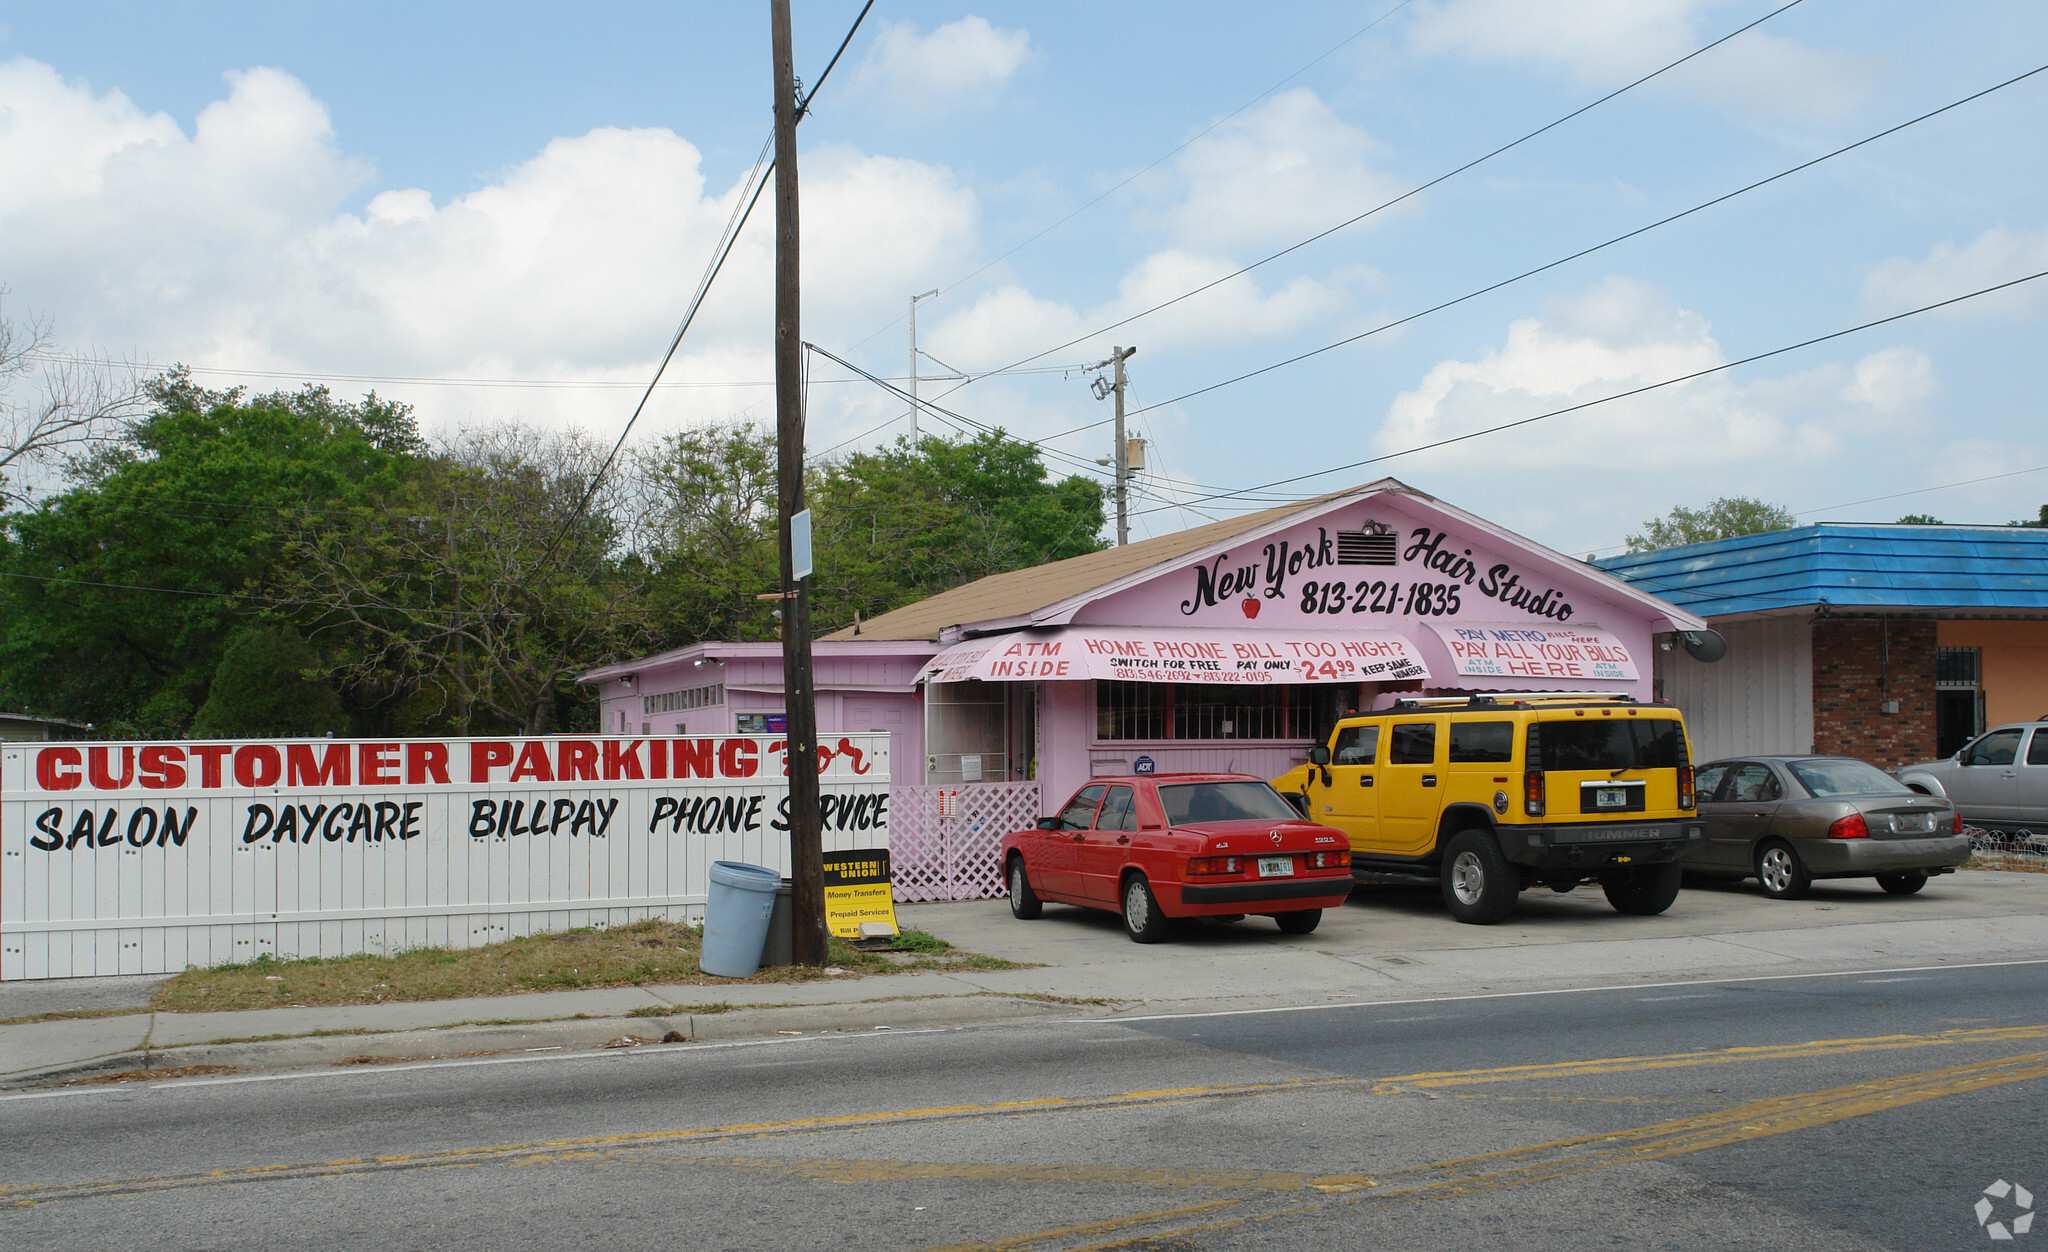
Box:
582, 479, 1707, 900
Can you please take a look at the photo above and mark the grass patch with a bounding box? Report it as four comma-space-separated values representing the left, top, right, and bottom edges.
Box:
61, 1065, 237, 1086
0, 1006, 153, 1027
1967, 857, 2048, 873
148, 921, 1015, 1013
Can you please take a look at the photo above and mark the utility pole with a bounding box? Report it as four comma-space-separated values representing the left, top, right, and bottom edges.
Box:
909, 289, 938, 440
772, 0, 825, 967
1091, 346, 1138, 546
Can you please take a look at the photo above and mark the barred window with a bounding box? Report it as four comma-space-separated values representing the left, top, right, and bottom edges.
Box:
642, 683, 725, 715
1095, 681, 1345, 742
1936, 647, 1980, 688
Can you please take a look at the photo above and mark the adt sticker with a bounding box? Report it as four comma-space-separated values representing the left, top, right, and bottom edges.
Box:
1133, 755, 1156, 775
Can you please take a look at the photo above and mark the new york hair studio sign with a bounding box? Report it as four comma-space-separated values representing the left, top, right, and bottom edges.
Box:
0, 735, 889, 980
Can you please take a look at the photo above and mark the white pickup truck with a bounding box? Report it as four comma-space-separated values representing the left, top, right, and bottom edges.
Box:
1898, 722, 2048, 839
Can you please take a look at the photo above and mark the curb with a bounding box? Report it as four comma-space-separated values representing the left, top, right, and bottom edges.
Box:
2, 993, 1089, 1090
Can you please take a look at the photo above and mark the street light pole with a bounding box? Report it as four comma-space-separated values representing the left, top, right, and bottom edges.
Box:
771, 0, 825, 966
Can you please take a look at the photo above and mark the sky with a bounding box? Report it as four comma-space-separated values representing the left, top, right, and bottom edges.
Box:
1, 0, 2045, 558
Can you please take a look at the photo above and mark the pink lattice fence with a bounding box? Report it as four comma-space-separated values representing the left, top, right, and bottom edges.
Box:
890, 783, 1042, 902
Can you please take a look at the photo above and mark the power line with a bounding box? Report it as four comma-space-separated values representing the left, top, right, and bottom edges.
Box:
1128, 268, 2048, 519
929, 0, 1810, 405
535, 1, 876, 575
1024, 57, 2048, 446
841, 0, 1418, 356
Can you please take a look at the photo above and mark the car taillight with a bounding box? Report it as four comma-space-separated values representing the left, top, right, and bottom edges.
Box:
1953, 810, 1964, 834
1308, 851, 1350, 869
1187, 856, 1241, 875
1827, 813, 1870, 839
1678, 763, 1695, 810
1524, 770, 1545, 817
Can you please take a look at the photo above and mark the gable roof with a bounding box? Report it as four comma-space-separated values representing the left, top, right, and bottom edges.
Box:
829, 478, 1703, 641
1596, 524, 2048, 617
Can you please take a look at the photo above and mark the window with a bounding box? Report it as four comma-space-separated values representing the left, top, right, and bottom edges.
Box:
1936, 647, 1981, 687
1094, 681, 1343, 742
1055, 785, 1106, 830
1332, 724, 1379, 765
1096, 786, 1138, 831
1726, 763, 1781, 803
1694, 763, 1730, 801
1966, 729, 2023, 766
2030, 731, 2048, 767
1787, 758, 1911, 797
1531, 719, 1683, 772
1448, 720, 1514, 764
1157, 781, 1301, 824
1389, 723, 1437, 765
643, 683, 724, 715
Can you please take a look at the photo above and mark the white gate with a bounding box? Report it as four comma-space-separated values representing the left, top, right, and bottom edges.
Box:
890, 782, 1040, 902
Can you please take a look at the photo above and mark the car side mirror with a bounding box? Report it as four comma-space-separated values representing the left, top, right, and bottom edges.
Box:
1308, 746, 1330, 766
1036, 817, 1058, 831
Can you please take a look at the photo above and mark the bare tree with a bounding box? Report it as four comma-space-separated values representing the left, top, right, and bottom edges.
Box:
0, 295, 144, 506
283, 422, 648, 734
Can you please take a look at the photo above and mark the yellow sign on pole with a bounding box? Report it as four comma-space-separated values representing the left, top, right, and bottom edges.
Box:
822, 848, 899, 940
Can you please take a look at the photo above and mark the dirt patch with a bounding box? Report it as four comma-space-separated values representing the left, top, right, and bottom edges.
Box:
62, 1065, 238, 1086
148, 921, 1016, 1013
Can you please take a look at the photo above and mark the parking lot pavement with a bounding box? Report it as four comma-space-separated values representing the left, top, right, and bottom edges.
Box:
4, 870, 2044, 1085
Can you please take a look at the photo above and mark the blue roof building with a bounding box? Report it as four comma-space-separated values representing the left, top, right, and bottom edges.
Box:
1598, 525, 2048, 768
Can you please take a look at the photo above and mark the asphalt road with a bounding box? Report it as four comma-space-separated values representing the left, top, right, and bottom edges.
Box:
6, 959, 2045, 1251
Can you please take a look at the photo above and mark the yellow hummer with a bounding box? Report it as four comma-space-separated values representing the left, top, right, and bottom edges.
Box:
1273, 693, 1704, 924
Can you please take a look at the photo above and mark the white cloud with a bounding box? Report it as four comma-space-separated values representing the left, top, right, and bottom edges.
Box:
854, 17, 1031, 105
928, 249, 1359, 370
1373, 277, 1938, 542
1407, 0, 1867, 120
1862, 224, 2048, 320
0, 57, 984, 443
1157, 88, 1406, 251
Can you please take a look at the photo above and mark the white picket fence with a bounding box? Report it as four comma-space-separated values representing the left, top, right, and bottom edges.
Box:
889, 782, 1040, 902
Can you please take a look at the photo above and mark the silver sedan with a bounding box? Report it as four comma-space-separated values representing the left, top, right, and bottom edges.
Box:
1684, 756, 1969, 899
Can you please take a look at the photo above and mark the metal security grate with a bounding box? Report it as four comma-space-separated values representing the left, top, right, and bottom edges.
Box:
1337, 531, 1398, 565
1936, 647, 1980, 688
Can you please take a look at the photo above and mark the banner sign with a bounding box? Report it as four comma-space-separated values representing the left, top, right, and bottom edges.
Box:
921, 627, 1427, 686
0, 734, 889, 980
822, 848, 899, 940
1423, 622, 1639, 682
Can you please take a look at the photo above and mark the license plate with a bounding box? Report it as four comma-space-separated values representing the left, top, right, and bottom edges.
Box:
1596, 788, 1628, 808
1894, 813, 1935, 833
1257, 856, 1295, 878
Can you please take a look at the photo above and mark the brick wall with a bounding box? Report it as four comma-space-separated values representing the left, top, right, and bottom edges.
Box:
1810, 618, 1936, 768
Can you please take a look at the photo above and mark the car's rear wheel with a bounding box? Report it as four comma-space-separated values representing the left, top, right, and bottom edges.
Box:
1755, 841, 1811, 900
1122, 874, 1171, 943
1274, 909, 1321, 935
1007, 855, 1043, 919
1876, 872, 1928, 896
1601, 862, 1683, 916
1440, 830, 1517, 925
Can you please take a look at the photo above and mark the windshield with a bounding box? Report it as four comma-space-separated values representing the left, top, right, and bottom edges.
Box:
1786, 758, 1912, 798
1158, 781, 1301, 825
1533, 718, 1683, 771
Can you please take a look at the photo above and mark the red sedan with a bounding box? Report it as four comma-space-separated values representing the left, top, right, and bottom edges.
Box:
1001, 773, 1354, 943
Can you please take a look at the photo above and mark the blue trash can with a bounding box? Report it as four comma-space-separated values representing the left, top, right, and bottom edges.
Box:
701, 861, 782, 978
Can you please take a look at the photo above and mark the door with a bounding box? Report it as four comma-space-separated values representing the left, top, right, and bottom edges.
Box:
2016, 729, 2048, 832
1318, 724, 1381, 850
1710, 762, 1781, 871
1038, 785, 1105, 898
1951, 728, 2024, 823
1076, 785, 1138, 903
1377, 717, 1446, 857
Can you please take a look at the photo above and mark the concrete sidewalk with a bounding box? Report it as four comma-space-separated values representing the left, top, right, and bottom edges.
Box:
6, 869, 2047, 1087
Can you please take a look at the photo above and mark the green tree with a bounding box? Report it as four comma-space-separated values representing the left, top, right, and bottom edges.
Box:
2009, 505, 2047, 527
632, 423, 782, 649
1625, 496, 1798, 553
191, 623, 347, 737
1897, 513, 1942, 524
0, 368, 421, 734
279, 423, 645, 735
